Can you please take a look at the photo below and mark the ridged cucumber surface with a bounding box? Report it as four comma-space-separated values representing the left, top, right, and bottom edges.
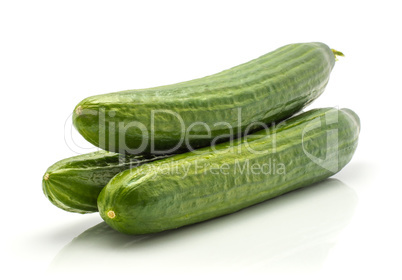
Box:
42, 150, 167, 213
97, 107, 360, 234
73, 42, 340, 155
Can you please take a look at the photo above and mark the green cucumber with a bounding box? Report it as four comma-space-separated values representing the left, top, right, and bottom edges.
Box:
73, 42, 340, 155
97, 107, 360, 234
42, 150, 167, 214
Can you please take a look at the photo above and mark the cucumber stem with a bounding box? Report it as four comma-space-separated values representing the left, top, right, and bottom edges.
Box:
331, 49, 345, 61
44, 173, 50, 181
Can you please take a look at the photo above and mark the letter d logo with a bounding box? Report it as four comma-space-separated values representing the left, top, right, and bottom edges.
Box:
302, 108, 339, 173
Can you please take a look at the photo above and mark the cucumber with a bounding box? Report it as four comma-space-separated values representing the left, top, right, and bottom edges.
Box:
73, 42, 340, 155
42, 150, 167, 214
97, 107, 360, 234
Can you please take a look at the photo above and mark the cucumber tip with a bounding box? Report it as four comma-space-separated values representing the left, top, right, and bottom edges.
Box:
107, 210, 116, 219
75, 105, 83, 116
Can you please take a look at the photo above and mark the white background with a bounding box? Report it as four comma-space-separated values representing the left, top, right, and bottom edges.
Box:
1, 0, 401, 279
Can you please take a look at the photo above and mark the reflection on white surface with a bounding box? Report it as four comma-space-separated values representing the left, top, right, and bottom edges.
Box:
49, 179, 357, 275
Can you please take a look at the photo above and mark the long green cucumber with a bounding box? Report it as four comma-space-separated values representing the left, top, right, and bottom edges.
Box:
97, 107, 360, 234
42, 150, 167, 213
73, 42, 341, 155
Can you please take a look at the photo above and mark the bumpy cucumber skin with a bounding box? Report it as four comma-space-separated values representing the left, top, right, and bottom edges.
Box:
98, 108, 360, 234
42, 150, 167, 214
73, 42, 336, 155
